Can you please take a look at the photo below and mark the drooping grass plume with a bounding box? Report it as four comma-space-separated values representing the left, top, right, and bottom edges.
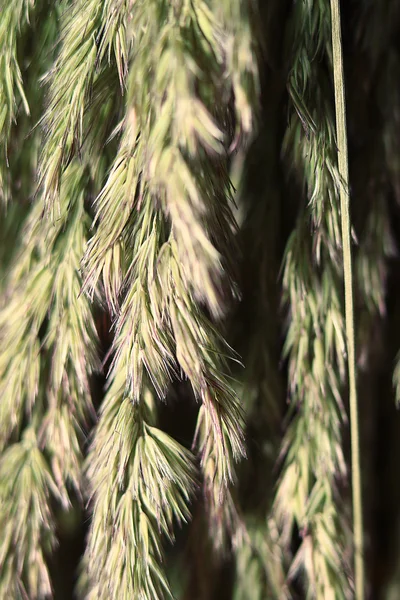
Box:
81, 0, 259, 558
3, 0, 397, 598
274, 1, 352, 596
0, 163, 98, 446
159, 238, 247, 548
233, 519, 287, 600
81, 386, 197, 600
0, 0, 33, 203
0, 428, 58, 599
38, 0, 130, 214
210, 0, 259, 137
0, 162, 100, 596
128, 0, 236, 317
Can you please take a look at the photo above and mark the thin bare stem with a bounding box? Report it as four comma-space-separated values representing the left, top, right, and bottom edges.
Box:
330, 1, 364, 597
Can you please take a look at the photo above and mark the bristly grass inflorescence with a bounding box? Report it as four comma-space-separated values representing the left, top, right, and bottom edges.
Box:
273, 1, 353, 597
0, 0, 381, 598
0, 0, 260, 598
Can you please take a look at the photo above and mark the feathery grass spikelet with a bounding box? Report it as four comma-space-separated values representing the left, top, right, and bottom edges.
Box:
81, 387, 197, 600
274, 1, 352, 595
0, 0, 33, 203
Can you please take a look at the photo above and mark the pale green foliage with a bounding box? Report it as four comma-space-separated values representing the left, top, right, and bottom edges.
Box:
81, 388, 196, 600
0, 0, 32, 203
159, 240, 246, 546
95, 191, 174, 403
38, 0, 130, 214
211, 0, 259, 135
0, 0, 260, 597
233, 518, 289, 600
0, 163, 100, 597
276, 224, 350, 598
40, 172, 99, 496
81, 0, 255, 561
0, 428, 58, 600
0, 164, 98, 450
0, 0, 377, 598
274, 1, 352, 597
120, 0, 237, 318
